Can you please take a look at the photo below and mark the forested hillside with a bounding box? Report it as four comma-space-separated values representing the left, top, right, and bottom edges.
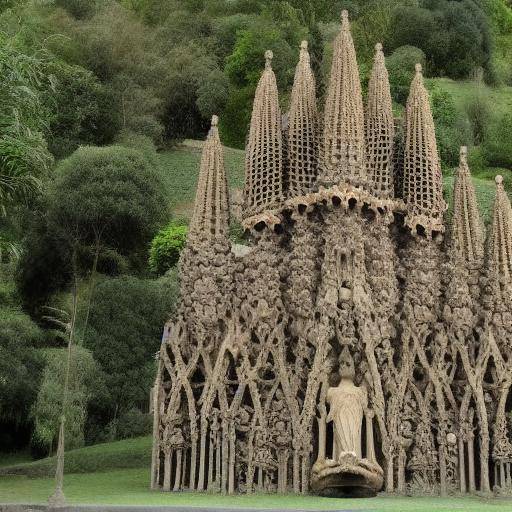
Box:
0, 0, 511, 462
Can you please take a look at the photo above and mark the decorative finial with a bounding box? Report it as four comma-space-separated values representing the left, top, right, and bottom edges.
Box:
375, 42, 383, 52
300, 40, 308, 50
460, 146, 467, 163
415, 63, 422, 74
211, 115, 218, 128
265, 50, 273, 69
496, 174, 503, 185
341, 9, 349, 21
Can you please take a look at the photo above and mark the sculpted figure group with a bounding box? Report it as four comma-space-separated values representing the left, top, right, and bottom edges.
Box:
151, 11, 512, 497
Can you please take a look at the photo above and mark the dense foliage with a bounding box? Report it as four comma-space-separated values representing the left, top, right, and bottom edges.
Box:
149, 222, 188, 275
83, 273, 178, 443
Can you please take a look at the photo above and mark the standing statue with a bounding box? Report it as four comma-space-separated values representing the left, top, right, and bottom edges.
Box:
311, 347, 383, 497
327, 346, 367, 458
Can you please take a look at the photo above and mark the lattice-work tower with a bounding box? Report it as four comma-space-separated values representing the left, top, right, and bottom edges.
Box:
365, 43, 394, 199
189, 115, 230, 243
287, 40, 318, 197
320, 10, 365, 188
488, 175, 512, 282
403, 64, 445, 233
243, 50, 283, 220
450, 146, 484, 266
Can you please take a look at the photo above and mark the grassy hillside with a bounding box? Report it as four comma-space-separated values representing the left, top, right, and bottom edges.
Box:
0, 436, 152, 478
430, 78, 512, 113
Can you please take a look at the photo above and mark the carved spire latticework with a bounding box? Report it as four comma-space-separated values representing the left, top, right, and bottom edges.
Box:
487, 175, 512, 284
189, 115, 230, 244
319, 11, 366, 189
287, 41, 319, 198
243, 50, 283, 224
153, 12, 512, 498
450, 146, 484, 267
365, 43, 394, 199
403, 64, 446, 234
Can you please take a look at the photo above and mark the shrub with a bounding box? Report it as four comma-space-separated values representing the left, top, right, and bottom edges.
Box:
149, 222, 188, 275
482, 112, 512, 168
113, 408, 152, 440
464, 87, 492, 145
116, 131, 159, 166
55, 0, 98, 19
482, 112, 512, 169
386, 45, 426, 105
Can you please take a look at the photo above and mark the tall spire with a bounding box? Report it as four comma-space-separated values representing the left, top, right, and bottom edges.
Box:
450, 146, 484, 266
403, 64, 445, 233
365, 43, 394, 199
287, 40, 318, 197
189, 115, 230, 242
243, 50, 283, 221
319, 10, 365, 189
487, 175, 512, 282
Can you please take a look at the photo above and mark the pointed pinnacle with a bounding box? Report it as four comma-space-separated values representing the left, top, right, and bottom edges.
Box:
341, 9, 349, 26
265, 50, 273, 69
415, 63, 423, 75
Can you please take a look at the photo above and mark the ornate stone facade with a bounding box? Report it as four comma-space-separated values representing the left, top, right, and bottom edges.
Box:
152, 13, 512, 496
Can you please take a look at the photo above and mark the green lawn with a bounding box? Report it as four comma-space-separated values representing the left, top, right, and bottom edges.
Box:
2, 436, 511, 510
429, 78, 512, 114
1, 467, 512, 511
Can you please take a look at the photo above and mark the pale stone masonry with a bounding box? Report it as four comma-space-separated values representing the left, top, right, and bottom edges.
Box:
152, 12, 512, 497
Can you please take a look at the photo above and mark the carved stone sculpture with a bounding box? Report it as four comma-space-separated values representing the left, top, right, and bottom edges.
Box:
152, 10, 512, 498
310, 347, 383, 497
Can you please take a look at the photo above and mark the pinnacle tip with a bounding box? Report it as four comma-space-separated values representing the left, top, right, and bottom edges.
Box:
460, 146, 467, 157
300, 40, 308, 50
265, 49, 273, 62
495, 175, 503, 185
375, 42, 383, 51
211, 115, 218, 127
341, 9, 349, 21
415, 63, 422, 74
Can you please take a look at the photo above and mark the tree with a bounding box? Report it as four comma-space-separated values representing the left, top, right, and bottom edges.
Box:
84, 273, 179, 441
45, 61, 120, 158
31, 345, 102, 455
18, 144, 167, 321
0, 307, 44, 450
387, 1, 491, 80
